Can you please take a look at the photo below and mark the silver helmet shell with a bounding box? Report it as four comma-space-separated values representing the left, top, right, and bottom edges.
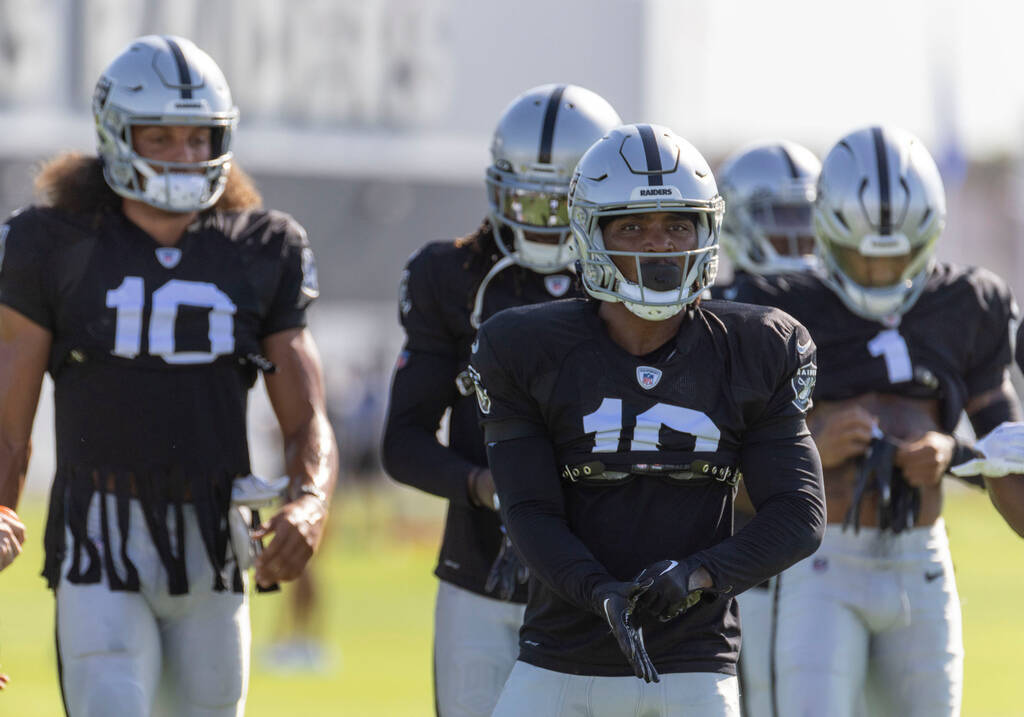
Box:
814, 126, 946, 326
486, 84, 621, 273
568, 123, 724, 320
718, 140, 821, 275
93, 35, 239, 213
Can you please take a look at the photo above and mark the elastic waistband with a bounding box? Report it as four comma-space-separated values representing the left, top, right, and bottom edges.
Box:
821, 518, 948, 558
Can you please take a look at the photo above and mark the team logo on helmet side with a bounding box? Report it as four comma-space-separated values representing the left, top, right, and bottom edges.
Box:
636, 366, 663, 390
791, 361, 817, 412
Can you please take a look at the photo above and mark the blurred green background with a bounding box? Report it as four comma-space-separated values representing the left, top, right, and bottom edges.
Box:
2, 483, 1022, 716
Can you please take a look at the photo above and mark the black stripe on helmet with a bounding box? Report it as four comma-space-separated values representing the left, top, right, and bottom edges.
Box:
538, 84, 567, 164
778, 144, 800, 179
164, 36, 193, 100
871, 126, 891, 234
637, 124, 663, 186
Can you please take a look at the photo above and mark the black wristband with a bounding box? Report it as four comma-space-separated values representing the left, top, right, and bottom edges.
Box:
949, 437, 982, 471
947, 436, 985, 489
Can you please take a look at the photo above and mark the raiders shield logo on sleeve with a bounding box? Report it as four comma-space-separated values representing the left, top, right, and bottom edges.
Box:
399, 269, 412, 316
466, 364, 491, 414
791, 362, 817, 412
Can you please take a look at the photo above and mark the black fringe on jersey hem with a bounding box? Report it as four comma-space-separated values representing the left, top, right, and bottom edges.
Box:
41, 465, 244, 595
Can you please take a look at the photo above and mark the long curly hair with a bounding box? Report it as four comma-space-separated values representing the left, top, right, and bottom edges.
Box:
33, 153, 263, 217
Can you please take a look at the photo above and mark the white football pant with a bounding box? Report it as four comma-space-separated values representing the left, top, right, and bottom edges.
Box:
433, 579, 524, 717
56, 494, 249, 717
773, 519, 962, 717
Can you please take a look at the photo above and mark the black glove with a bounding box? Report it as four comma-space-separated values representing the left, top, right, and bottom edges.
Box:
484, 525, 529, 601
633, 559, 704, 622
593, 581, 659, 683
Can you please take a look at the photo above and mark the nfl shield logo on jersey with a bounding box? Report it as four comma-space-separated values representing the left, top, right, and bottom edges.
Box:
636, 366, 662, 390
155, 247, 181, 269
544, 275, 571, 297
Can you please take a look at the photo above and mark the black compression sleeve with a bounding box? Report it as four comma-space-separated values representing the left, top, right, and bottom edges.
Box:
487, 435, 616, 615
693, 425, 825, 596
381, 350, 478, 507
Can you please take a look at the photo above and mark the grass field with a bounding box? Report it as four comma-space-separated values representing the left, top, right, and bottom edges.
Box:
1, 483, 1022, 716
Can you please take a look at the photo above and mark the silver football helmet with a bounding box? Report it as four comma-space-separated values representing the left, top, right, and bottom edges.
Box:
93, 35, 239, 213
569, 124, 724, 320
486, 84, 622, 273
814, 126, 945, 326
718, 140, 821, 275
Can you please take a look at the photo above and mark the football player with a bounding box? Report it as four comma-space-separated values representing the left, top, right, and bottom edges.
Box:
0, 36, 338, 716
469, 123, 826, 717
714, 140, 824, 717
380, 84, 621, 717
733, 125, 1021, 716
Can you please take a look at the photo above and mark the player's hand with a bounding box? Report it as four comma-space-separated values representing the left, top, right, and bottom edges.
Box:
633, 558, 708, 622
593, 581, 660, 683
252, 495, 327, 588
0, 668, 8, 690
952, 422, 1024, 478
809, 406, 876, 468
484, 525, 529, 601
0, 506, 26, 572
895, 431, 955, 487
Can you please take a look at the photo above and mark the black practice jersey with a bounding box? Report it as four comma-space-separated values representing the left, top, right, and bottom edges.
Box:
732, 265, 1016, 431
470, 298, 825, 676
0, 205, 317, 592
381, 224, 581, 600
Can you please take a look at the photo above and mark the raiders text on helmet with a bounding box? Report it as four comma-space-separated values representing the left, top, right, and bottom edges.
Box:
94, 35, 239, 213
814, 126, 946, 325
486, 84, 621, 273
568, 123, 724, 320
718, 140, 821, 275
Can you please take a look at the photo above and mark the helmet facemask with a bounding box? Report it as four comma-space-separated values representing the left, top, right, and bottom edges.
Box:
486, 165, 576, 274
573, 201, 722, 321
818, 230, 937, 327
726, 185, 819, 274
718, 141, 822, 276
99, 117, 236, 213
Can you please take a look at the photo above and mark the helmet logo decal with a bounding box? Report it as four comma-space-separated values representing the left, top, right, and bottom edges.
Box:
155, 247, 182, 269
636, 366, 663, 390
538, 84, 567, 164
544, 274, 571, 297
